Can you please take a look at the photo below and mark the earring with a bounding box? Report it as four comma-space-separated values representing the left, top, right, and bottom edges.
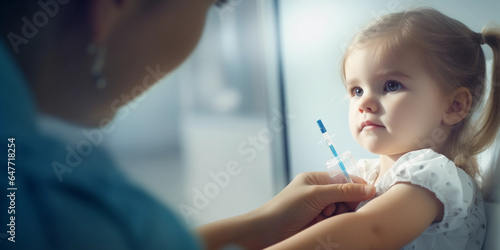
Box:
87, 44, 107, 89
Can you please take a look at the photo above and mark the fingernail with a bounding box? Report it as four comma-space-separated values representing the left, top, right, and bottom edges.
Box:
364, 185, 375, 195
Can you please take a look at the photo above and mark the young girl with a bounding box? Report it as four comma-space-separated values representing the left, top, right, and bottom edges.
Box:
268, 7, 500, 249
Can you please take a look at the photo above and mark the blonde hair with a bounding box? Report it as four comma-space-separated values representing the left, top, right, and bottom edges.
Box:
341, 7, 500, 181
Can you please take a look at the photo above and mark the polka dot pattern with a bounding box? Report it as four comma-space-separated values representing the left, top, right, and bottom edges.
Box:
356, 149, 486, 250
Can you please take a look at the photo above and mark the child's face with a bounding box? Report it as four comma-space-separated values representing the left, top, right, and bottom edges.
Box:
345, 47, 451, 156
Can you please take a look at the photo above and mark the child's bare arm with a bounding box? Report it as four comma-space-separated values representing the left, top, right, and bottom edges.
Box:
266, 183, 443, 249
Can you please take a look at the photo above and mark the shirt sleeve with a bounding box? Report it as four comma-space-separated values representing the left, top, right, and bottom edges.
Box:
379, 149, 473, 234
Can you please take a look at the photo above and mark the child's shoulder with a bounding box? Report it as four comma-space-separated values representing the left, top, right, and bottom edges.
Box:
357, 149, 486, 248
357, 148, 478, 202
384, 149, 484, 232
357, 149, 456, 185
384, 148, 471, 191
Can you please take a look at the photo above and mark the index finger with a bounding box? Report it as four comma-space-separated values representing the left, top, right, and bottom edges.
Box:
350, 175, 368, 184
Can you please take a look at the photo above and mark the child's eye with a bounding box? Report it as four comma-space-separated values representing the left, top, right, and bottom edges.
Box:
384, 80, 402, 92
351, 87, 364, 97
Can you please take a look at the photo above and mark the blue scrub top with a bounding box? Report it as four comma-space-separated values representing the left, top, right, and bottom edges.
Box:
0, 40, 201, 250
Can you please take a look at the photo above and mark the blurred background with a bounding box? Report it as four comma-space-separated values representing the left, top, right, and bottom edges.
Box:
38, 0, 500, 227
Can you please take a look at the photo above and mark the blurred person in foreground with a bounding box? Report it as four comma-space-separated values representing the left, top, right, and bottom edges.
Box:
0, 0, 375, 249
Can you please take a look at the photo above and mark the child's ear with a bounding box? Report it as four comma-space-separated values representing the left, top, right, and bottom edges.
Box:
442, 87, 472, 125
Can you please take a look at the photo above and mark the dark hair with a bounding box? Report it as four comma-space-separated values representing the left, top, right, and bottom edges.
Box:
0, 1, 90, 57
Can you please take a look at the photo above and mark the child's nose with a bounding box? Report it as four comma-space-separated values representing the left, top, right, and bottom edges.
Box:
358, 94, 378, 113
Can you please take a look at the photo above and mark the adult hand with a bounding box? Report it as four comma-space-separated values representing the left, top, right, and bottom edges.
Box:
254, 171, 375, 244
330, 175, 372, 216
196, 171, 375, 250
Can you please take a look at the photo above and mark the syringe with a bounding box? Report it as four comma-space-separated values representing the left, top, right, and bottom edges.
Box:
317, 119, 353, 183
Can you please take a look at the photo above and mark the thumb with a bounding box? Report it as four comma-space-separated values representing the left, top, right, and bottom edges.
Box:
314, 183, 375, 207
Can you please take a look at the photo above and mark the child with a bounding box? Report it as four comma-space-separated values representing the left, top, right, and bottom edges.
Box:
268, 7, 500, 249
